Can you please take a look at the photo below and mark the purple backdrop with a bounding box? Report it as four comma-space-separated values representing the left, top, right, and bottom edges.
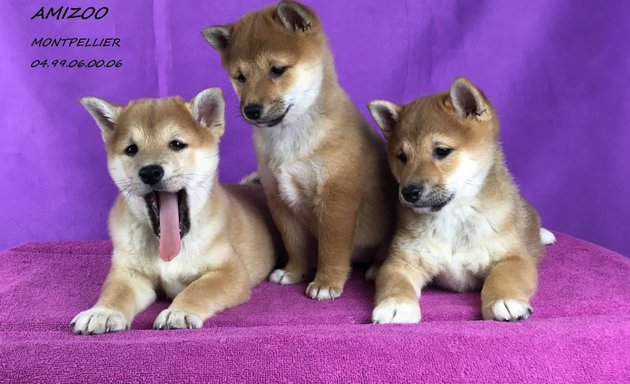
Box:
0, 1, 628, 256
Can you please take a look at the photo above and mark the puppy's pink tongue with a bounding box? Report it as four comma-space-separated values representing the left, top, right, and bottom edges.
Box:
158, 192, 181, 262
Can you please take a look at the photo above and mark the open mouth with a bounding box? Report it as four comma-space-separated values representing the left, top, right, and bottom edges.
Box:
144, 189, 190, 262
261, 105, 292, 127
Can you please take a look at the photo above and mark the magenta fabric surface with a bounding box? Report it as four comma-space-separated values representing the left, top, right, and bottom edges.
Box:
0, 1, 628, 256
0, 232, 628, 383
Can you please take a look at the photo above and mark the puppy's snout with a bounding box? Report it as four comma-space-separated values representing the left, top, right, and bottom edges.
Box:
243, 103, 263, 121
139, 164, 164, 186
401, 185, 424, 203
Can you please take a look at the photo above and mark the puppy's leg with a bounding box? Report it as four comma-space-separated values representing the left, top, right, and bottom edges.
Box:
154, 261, 250, 330
481, 255, 538, 321
372, 255, 431, 324
71, 266, 156, 335
268, 196, 314, 285
365, 239, 392, 282
306, 184, 361, 300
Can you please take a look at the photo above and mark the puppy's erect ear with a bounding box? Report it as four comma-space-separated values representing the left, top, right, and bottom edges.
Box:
367, 100, 402, 140
202, 25, 231, 52
79, 97, 122, 140
449, 77, 491, 121
189, 87, 225, 138
276, 0, 318, 33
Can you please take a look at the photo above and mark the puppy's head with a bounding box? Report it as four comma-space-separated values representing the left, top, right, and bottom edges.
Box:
80, 88, 225, 257
368, 78, 499, 213
203, 0, 328, 127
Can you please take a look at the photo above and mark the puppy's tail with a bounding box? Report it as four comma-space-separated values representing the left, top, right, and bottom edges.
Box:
239, 171, 261, 185
540, 227, 557, 245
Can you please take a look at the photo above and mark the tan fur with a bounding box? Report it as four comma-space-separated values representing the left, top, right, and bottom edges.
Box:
71, 89, 280, 334
203, 1, 396, 300
368, 77, 549, 323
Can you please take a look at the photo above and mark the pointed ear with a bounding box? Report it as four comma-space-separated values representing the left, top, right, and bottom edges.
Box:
202, 25, 231, 52
79, 97, 122, 140
367, 100, 402, 140
449, 77, 491, 121
189, 88, 225, 138
275, 0, 318, 33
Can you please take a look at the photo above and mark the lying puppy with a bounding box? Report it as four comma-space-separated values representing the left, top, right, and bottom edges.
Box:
203, 0, 396, 300
71, 88, 278, 334
368, 77, 556, 323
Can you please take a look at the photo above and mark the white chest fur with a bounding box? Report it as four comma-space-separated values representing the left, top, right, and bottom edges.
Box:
113, 199, 229, 299
399, 199, 508, 292
254, 109, 322, 165
254, 109, 326, 213
157, 226, 232, 298
154, 239, 211, 298
156, 256, 196, 298
276, 160, 324, 209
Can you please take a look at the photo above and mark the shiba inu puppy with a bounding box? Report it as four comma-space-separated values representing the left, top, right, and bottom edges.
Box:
367, 77, 556, 323
202, 0, 396, 300
71, 88, 278, 334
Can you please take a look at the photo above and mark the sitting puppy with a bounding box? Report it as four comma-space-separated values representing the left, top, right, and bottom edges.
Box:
72, 88, 279, 334
202, 0, 396, 300
368, 77, 556, 323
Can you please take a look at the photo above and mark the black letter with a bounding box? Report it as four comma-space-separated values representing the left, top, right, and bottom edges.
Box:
94, 7, 109, 19
31, 7, 45, 19
46, 7, 63, 19
81, 7, 95, 19
68, 7, 80, 19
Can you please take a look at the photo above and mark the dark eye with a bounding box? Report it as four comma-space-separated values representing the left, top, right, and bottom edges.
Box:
398, 151, 407, 164
434, 147, 453, 160
169, 140, 187, 151
124, 144, 138, 157
270, 66, 288, 78
235, 73, 246, 83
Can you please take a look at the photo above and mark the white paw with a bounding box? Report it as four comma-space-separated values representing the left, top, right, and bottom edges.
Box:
540, 227, 556, 245
153, 308, 203, 330
372, 298, 421, 324
489, 299, 532, 321
71, 307, 128, 335
365, 264, 378, 282
305, 281, 342, 300
269, 268, 303, 285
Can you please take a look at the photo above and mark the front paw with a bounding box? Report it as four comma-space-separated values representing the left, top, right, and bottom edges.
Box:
372, 297, 421, 324
269, 268, 304, 285
153, 308, 203, 330
71, 307, 129, 335
483, 299, 533, 321
305, 280, 343, 300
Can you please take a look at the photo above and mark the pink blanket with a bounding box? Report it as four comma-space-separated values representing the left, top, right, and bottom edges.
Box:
1, 232, 628, 383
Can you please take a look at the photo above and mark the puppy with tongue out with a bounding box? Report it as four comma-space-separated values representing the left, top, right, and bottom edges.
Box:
71, 88, 280, 334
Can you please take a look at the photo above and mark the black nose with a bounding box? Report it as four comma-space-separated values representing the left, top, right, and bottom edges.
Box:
139, 164, 164, 185
243, 104, 263, 121
401, 185, 424, 203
